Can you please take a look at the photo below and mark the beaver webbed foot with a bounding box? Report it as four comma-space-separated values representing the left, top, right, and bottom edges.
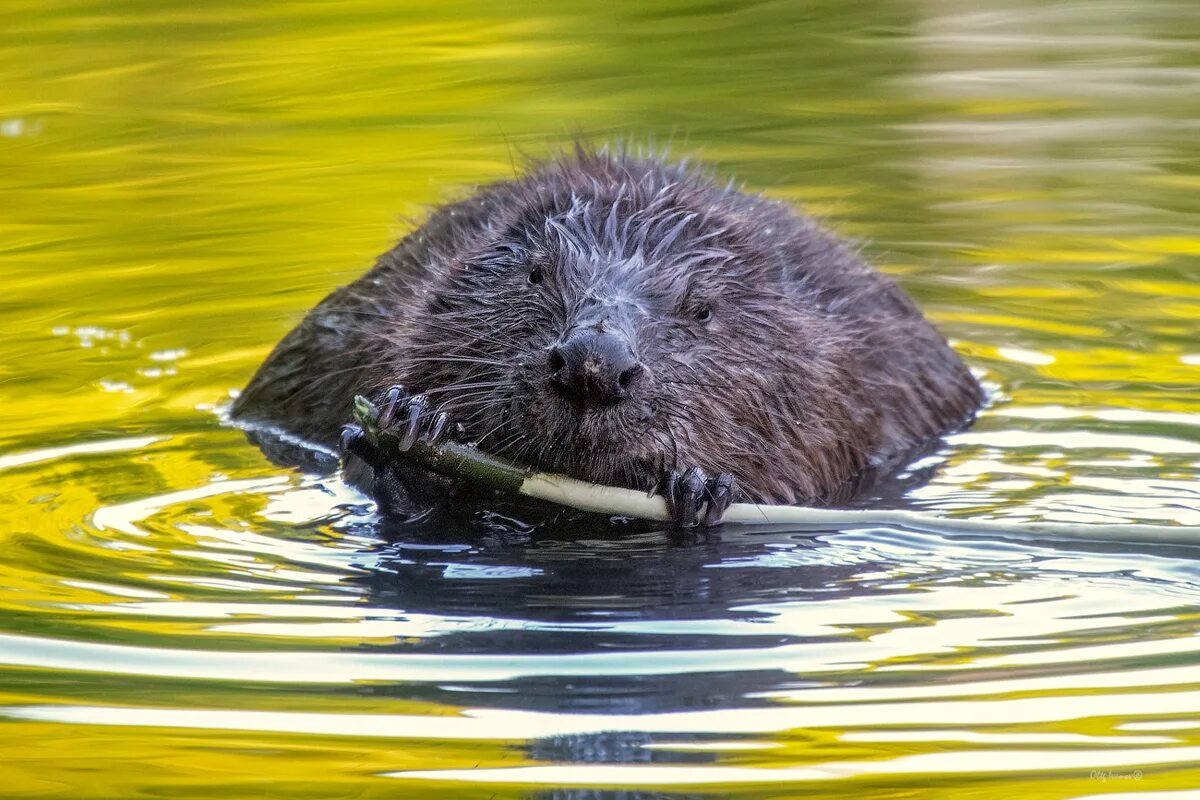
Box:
664, 467, 737, 527
339, 385, 463, 517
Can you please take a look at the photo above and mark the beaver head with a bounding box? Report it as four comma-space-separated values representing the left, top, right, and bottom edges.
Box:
383, 154, 899, 503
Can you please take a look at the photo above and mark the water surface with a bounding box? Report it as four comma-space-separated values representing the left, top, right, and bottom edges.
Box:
2, 1, 1200, 797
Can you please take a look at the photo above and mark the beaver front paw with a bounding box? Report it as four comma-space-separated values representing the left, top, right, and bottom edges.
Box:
664, 467, 737, 527
337, 423, 414, 517
339, 385, 463, 518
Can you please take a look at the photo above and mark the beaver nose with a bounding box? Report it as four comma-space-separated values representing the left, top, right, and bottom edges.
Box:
548, 329, 644, 406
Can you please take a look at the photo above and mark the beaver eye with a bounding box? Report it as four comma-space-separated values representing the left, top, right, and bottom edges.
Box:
693, 303, 713, 323
528, 267, 543, 285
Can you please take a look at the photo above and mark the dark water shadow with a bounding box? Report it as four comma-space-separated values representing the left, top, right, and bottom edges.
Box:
325, 506, 908, 790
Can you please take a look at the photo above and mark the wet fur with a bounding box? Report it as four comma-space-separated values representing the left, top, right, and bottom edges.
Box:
233, 148, 982, 504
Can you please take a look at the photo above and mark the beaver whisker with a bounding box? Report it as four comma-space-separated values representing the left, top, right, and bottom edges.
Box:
435, 395, 503, 415
402, 355, 508, 368
421, 381, 507, 396
246, 358, 393, 395
656, 381, 795, 427
264, 359, 401, 408
437, 398, 506, 423
411, 332, 516, 353
409, 320, 520, 349
437, 395, 504, 417
473, 418, 515, 449
445, 404, 509, 435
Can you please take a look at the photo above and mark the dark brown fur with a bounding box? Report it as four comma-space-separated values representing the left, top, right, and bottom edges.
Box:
233, 149, 982, 505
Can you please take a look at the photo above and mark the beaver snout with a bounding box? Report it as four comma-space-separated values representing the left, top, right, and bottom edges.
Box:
548, 328, 645, 407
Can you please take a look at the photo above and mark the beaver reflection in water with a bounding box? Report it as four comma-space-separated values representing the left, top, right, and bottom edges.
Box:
232, 149, 982, 526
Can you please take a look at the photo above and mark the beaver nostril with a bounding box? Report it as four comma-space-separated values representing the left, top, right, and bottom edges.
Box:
618, 363, 644, 391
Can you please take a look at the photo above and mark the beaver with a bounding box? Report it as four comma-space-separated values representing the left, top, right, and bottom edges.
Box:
232, 148, 982, 526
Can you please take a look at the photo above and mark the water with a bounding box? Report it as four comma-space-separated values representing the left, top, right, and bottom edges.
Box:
2, 1, 1200, 797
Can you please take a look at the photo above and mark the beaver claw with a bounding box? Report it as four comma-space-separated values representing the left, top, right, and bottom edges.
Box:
664, 467, 737, 527
339, 423, 373, 464
338, 386, 461, 517
376, 385, 456, 450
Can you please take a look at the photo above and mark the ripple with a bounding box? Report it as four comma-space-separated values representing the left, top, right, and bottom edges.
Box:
4, 0, 1200, 795
0, 435, 165, 472
9, 694, 1200, 744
